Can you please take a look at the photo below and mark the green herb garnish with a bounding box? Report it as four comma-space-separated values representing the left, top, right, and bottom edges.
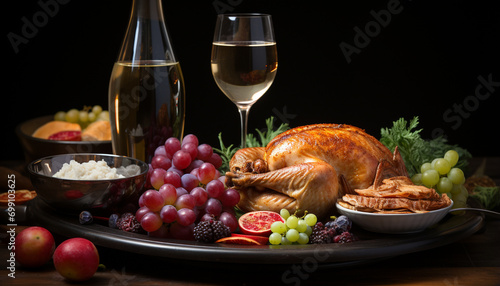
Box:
214, 132, 239, 174
380, 116, 472, 177
214, 116, 289, 173
470, 186, 500, 210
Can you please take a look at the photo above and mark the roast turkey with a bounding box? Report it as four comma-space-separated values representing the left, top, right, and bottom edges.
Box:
226, 123, 408, 218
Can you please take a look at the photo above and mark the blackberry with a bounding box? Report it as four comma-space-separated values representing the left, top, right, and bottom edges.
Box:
194, 220, 231, 243
194, 221, 213, 243
309, 222, 336, 244
326, 215, 352, 234
117, 212, 143, 233
333, 231, 356, 244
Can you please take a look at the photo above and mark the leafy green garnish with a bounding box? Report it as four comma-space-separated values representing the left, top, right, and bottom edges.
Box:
470, 186, 500, 210
214, 132, 239, 174
246, 116, 290, 148
380, 116, 472, 177
214, 116, 289, 173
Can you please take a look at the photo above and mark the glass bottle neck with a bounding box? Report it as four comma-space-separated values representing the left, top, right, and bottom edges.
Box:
117, 0, 176, 63
131, 0, 163, 21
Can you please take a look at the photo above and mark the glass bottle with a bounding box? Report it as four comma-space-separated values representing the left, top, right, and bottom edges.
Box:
108, 0, 185, 163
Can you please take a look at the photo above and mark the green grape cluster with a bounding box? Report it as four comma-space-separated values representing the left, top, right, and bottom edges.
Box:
411, 150, 468, 210
268, 209, 318, 245
54, 105, 109, 129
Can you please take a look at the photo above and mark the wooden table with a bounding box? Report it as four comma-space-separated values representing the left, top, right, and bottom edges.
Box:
1, 158, 499, 285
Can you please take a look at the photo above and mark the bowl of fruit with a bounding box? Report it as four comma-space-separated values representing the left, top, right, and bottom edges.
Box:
16, 105, 113, 163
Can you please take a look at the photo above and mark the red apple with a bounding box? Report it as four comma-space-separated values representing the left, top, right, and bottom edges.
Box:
53, 238, 99, 281
14, 226, 55, 268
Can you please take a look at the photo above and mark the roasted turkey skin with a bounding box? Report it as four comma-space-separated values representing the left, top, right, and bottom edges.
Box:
226, 124, 408, 219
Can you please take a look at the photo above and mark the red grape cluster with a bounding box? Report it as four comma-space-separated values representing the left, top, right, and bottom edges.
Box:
136, 134, 240, 240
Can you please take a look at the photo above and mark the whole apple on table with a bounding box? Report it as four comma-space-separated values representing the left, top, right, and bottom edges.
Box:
53, 237, 100, 281
14, 226, 55, 268
15, 226, 99, 281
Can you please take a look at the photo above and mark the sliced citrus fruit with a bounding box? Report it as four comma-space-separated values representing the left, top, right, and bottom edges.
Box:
238, 210, 285, 237
215, 236, 264, 245
231, 233, 269, 245
32, 121, 81, 139
81, 120, 111, 141
48, 130, 82, 141
0, 190, 37, 205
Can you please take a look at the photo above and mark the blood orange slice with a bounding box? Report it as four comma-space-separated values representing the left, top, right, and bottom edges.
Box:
238, 211, 285, 237
48, 130, 82, 141
215, 236, 264, 245
231, 233, 269, 245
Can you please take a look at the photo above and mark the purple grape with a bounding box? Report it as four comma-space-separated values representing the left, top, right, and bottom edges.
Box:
205, 198, 222, 216
177, 208, 197, 226
172, 150, 192, 170
151, 155, 172, 170
165, 137, 181, 157
175, 194, 196, 210
140, 189, 164, 212
176, 187, 188, 197
190, 187, 208, 206
181, 173, 200, 192
206, 179, 224, 198
158, 183, 177, 205
164, 171, 182, 188
169, 222, 195, 240
185, 159, 204, 173
140, 212, 163, 233
181, 142, 198, 160
150, 168, 167, 190
208, 153, 223, 169
219, 188, 240, 207
197, 163, 217, 184
182, 134, 199, 147
160, 205, 178, 223
135, 206, 150, 221
219, 211, 238, 232
154, 145, 168, 158
196, 144, 213, 161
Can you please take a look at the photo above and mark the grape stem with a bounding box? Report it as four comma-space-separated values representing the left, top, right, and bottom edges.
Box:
93, 216, 110, 221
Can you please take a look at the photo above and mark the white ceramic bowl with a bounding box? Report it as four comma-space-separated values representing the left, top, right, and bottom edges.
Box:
336, 201, 454, 234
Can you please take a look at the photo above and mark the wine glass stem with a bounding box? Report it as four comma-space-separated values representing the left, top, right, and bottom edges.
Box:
238, 105, 251, 148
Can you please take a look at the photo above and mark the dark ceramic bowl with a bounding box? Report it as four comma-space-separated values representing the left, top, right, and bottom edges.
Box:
16, 116, 113, 163
27, 153, 148, 215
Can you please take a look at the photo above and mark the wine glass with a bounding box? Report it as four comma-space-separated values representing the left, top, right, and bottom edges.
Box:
211, 13, 278, 148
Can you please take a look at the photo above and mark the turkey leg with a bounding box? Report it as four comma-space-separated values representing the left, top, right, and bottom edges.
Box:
227, 161, 339, 217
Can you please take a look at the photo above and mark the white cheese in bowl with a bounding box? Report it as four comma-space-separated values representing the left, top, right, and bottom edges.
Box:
53, 159, 138, 180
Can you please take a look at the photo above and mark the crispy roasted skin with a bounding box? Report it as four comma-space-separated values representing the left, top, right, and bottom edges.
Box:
226, 124, 408, 218
341, 193, 452, 212
354, 176, 441, 200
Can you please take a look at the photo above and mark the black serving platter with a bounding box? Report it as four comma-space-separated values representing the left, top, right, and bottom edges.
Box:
24, 197, 484, 267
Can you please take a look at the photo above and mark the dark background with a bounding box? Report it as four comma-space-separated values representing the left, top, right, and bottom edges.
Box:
4, 0, 500, 162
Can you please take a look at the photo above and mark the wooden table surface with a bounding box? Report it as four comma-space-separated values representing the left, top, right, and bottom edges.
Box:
1, 158, 499, 286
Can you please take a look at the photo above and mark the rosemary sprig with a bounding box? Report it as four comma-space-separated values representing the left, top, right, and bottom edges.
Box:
214, 116, 290, 173
213, 132, 239, 174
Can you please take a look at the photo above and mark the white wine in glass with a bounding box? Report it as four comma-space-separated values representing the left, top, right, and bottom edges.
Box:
211, 14, 278, 148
